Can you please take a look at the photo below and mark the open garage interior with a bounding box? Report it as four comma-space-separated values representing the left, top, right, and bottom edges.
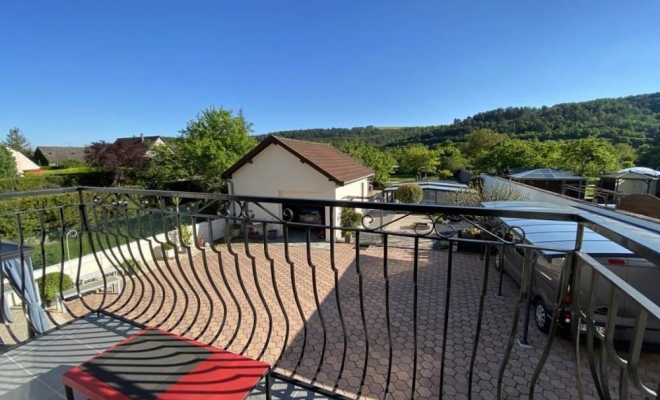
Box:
281, 201, 327, 242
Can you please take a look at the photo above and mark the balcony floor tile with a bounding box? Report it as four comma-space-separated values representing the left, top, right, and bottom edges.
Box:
0, 314, 325, 399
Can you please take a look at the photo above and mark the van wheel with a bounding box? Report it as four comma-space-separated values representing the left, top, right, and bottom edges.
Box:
534, 300, 551, 334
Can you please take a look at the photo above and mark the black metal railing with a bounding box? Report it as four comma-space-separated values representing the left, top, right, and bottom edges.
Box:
1, 186, 660, 400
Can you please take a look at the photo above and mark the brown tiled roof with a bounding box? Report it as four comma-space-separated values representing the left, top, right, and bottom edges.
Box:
114, 135, 164, 145
222, 135, 374, 185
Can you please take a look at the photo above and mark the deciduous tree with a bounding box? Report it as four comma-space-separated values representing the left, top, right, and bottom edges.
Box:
615, 143, 637, 168
85, 140, 149, 186
474, 139, 542, 173
463, 129, 507, 159
337, 139, 395, 187
176, 107, 256, 191
562, 137, 620, 176
637, 145, 660, 169
437, 143, 467, 172
397, 144, 439, 177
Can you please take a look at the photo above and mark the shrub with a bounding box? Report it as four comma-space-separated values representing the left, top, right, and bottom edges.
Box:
339, 207, 362, 237
0, 171, 114, 194
36, 272, 74, 302
0, 147, 17, 178
461, 227, 481, 237
396, 183, 423, 204
120, 259, 141, 276
181, 225, 193, 246
55, 160, 88, 169
438, 169, 453, 180
162, 242, 175, 250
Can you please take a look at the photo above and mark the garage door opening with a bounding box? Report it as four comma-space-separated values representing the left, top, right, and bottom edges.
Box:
281, 203, 326, 243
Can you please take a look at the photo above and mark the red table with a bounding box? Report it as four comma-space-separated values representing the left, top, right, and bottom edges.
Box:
62, 328, 271, 400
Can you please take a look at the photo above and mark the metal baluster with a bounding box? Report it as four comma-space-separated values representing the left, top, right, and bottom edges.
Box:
140, 206, 180, 330
110, 203, 145, 318
627, 308, 656, 398
118, 201, 155, 321
86, 202, 127, 313
355, 230, 370, 398
529, 253, 572, 399
497, 247, 532, 400
383, 234, 394, 397
307, 227, 328, 383
178, 214, 214, 341
262, 222, 290, 367
243, 216, 273, 360
330, 207, 349, 392
584, 273, 609, 400
133, 207, 168, 327
224, 221, 258, 355
439, 241, 454, 399
16, 214, 34, 338
95, 204, 133, 315
172, 213, 203, 337
283, 223, 308, 375
468, 244, 491, 400
203, 217, 229, 346
34, 211, 59, 326
569, 253, 585, 400
410, 237, 420, 400
208, 218, 242, 350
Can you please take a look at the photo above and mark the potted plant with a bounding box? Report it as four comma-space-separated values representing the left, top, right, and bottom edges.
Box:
160, 242, 175, 259
340, 207, 362, 243
230, 223, 242, 238
342, 231, 354, 243
457, 227, 482, 253
179, 225, 193, 252
37, 272, 73, 308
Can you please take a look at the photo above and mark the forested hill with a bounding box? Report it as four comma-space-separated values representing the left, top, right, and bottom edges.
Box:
258, 92, 660, 148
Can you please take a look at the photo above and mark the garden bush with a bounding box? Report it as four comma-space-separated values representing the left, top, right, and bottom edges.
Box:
339, 207, 362, 237
396, 183, 423, 204
120, 259, 141, 276
36, 272, 74, 302
0, 171, 114, 194
438, 169, 453, 180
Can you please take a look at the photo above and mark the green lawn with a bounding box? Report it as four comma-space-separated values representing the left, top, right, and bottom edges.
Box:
28, 211, 194, 270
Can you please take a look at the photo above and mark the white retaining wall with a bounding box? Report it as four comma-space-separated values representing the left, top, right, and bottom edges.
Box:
4, 219, 226, 307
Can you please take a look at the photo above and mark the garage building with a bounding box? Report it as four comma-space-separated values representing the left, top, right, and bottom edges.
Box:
221, 135, 374, 241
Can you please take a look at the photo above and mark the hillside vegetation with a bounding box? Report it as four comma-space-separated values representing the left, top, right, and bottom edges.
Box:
259, 92, 660, 148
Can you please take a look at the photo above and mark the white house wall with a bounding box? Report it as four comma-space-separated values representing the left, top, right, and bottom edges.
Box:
230, 144, 337, 237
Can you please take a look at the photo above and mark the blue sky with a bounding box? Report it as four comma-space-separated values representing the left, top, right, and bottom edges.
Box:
1, 1, 659, 146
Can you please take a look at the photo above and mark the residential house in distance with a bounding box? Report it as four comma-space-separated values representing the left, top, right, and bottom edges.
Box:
221, 135, 374, 240
4, 147, 41, 175
114, 134, 170, 158
33, 146, 86, 166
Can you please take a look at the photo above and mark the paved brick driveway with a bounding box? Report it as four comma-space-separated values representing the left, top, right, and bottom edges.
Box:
24, 240, 660, 399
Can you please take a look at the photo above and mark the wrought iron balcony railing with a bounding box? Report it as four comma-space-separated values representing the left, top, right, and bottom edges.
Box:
1, 186, 659, 400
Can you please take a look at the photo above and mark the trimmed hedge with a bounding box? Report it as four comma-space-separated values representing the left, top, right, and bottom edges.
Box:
36, 272, 74, 302
0, 171, 113, 193
396, 183, 424, 204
